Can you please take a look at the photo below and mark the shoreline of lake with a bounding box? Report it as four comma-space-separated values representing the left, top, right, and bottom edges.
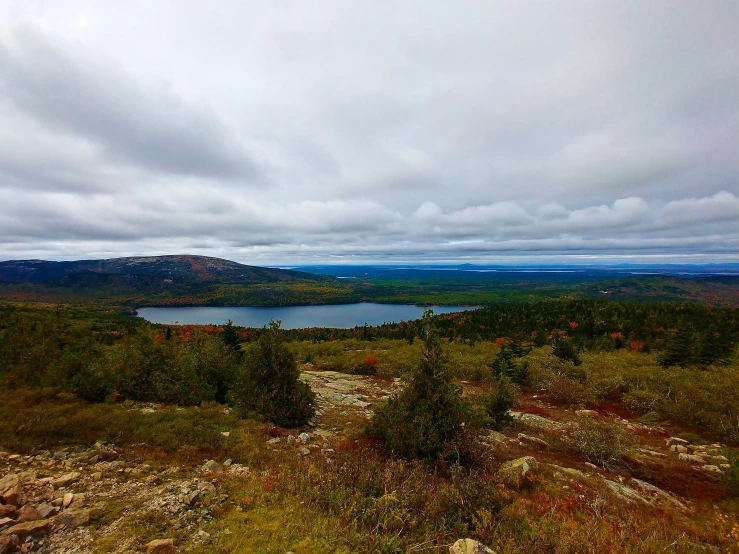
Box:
136, 302, 478, 329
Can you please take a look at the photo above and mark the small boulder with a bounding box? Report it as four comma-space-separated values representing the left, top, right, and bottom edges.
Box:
187, 491, 201, 507
0, 506, 15, 519
449, 538, 496, 554
299, 447, 311, 457
54, 472, 81, 488
146, 538, 176, 554
0, 534, 20, 554
666, 437, 690, 448
68, 493, 87, 510
15, 505, 40, 524
298, 432, 311, 444
0, 519, 52, 540
0, 474, 22, 506
482, 431, 507, 444
198, 482, 216, 494
678, 453, 706, 464
670, 444, 689, 454
201, 460, 223, 473
58, 508, 102, 529
497, 456, 538, 489
62, 492, 74, 509
36, 504, 57, 519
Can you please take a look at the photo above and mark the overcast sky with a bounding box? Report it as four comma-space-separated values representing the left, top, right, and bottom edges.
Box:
0, 1, 737, 265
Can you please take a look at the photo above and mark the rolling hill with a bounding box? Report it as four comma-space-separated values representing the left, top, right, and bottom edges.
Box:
0, 255, 356, 307
0, 255, 334, 284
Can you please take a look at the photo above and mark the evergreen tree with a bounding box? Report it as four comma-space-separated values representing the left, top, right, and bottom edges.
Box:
369, 310, 474, 463
229, 320, 315, 427
552, 337, 582, 366
697, 330, 730, 367
480, 376, 515, 430
657, 326, 696, 368
489, 344, 528, 383
220, 319, 243, 357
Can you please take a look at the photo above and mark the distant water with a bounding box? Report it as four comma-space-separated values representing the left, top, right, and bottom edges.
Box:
137, 303, 476, 329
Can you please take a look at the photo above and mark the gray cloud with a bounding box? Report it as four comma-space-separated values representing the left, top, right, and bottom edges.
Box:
0, 26, 258, 182
0, 1, 737, 264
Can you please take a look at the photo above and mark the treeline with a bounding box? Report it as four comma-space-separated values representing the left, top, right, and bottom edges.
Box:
283, 299, 738, 367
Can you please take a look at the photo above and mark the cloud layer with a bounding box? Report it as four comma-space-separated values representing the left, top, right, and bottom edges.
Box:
0, 2, 737, 264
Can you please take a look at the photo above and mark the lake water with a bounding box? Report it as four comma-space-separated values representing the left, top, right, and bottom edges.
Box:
136, 303, 476, 329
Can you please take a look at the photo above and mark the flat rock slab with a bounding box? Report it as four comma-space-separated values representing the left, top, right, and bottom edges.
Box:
508, 412, 568, 431
302, 371, 401, 415
629, 478, 689, 512
601, 478, 651, 505
548, 464, 589, 479
54, 472, 81, 488
1, 519, 52, 540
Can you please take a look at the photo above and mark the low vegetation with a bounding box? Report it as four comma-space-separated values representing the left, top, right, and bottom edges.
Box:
2, 299, 739, 552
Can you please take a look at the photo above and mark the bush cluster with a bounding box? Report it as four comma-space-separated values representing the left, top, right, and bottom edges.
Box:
0, 305, 315, 428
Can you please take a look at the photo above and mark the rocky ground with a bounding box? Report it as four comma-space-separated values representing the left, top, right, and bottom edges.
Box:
1, 370, 736, 553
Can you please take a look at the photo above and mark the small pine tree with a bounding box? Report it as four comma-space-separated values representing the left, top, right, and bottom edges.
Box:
220, 319, 243, 357
657, 326, 696, 368
697, 330, 730, 367
489, 344, 528, 383
480, 376, 515, 430
229, 320, 315, 427
369, 310, 474, 463
508, 332, 532, 357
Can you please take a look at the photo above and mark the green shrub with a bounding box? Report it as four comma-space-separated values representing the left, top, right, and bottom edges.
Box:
229, 320, 316, 428
568, 415, 630, 469
548, 374, 593, 406
369, 310, 477, 463
479, 377, 515, 430
552, 337, 582, 366
636, 411, 662, 425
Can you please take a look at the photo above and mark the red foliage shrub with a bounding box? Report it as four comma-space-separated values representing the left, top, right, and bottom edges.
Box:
364, 356, 378, 367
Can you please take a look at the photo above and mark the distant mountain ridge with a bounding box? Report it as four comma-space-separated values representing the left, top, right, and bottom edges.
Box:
0, 255, 334, 285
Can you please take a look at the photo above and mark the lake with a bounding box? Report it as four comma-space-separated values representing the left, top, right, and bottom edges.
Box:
136, 303, 476, 329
